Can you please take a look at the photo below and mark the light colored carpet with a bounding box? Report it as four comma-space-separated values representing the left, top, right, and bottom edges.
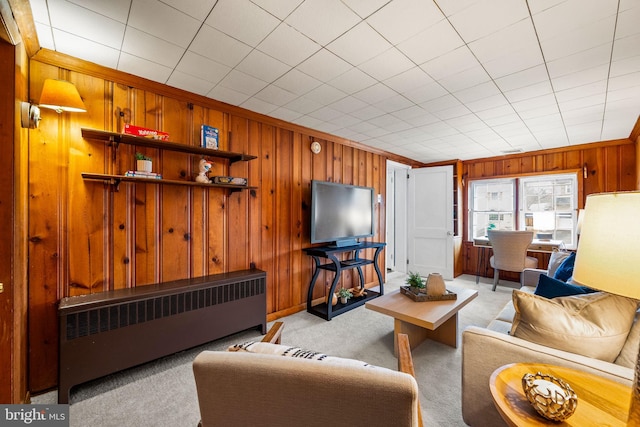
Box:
32, 273, 518, 427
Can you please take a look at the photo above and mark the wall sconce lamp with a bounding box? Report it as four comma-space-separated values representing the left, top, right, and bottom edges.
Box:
21, 79, 86, 128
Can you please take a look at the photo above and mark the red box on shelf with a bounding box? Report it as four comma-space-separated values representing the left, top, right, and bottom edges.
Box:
123, 124, 170, 141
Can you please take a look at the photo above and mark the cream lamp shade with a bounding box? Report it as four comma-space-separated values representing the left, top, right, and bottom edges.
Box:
572, 191, 640, 425
38, 79, 87, 113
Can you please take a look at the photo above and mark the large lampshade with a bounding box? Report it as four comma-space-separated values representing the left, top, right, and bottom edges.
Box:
38, 79, 86, 113
572, 191, 640, 425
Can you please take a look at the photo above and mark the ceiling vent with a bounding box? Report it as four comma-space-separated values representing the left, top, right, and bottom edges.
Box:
501, 148, 524, 154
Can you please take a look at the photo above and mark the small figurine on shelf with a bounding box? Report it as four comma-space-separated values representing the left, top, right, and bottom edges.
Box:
196, 158, 212, 183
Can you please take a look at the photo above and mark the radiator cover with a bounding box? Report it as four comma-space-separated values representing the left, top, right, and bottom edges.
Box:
58, 269, 266, 404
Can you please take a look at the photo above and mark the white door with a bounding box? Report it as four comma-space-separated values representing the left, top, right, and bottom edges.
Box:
407, 165, 453, 280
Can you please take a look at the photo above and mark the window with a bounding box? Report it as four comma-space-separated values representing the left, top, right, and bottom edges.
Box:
468, 173, 579, 248
469, 179, 516, 238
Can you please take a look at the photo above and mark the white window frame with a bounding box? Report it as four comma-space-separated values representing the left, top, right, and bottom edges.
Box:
468, 172, 580, 249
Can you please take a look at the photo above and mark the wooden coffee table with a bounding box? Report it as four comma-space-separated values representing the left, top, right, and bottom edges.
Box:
365, 287, 477, 355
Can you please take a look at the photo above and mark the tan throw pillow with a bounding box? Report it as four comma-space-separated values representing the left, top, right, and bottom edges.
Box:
615, 310, 640, 368
511, 290, 638, 362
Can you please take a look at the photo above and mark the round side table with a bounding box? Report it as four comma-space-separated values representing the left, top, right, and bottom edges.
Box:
489, 363, 630, 426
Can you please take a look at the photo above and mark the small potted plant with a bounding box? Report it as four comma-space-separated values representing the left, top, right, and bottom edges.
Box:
135, 152, 152, 173
406, 271, 425, 294
337, 287, 351, 304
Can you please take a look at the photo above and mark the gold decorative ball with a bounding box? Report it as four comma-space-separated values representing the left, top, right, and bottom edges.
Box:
522, 372, 578, 422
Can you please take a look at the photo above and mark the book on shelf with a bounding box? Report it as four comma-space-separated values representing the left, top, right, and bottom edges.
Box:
211, 176, 247, 185
125, 170, 163, 179
201, 125, 219, 150
123, 124, 170, 141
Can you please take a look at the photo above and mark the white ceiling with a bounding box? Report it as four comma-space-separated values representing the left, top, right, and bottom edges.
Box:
26, 0, 640, 163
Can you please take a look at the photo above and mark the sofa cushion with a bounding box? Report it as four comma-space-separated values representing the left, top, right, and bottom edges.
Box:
534, 274, 595, 299
615, 310, 640, 368
228, 341, 375, 369
553, 251, 576, 282
547, 250, 572, 278
510, 290, 638, 362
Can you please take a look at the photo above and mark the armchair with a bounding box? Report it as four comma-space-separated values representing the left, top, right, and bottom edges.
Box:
193, 321, 422, 427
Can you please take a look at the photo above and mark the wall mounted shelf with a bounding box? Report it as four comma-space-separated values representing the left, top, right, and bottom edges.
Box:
81, 128, 257, 164
81, 173, 256, 192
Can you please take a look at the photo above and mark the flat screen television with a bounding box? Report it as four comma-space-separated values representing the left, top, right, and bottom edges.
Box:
310, 180, 375, 247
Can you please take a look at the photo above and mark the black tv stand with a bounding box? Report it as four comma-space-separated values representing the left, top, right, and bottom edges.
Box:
303, 242, 386, 320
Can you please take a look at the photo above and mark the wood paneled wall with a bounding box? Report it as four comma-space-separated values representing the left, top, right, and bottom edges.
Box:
26, 60, 388, 392
461, 141, 637, 281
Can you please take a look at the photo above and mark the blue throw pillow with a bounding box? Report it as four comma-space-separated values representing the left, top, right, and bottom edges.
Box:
553, 251, 576, 282
534, 273, 596, 299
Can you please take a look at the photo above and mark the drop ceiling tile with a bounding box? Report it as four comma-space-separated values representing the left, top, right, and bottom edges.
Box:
366, 0, 443, 44
610, 55, 640, 78
608, 71, 640, 92
374, 94, 413, 113
341, 0, 391, 19
550, 64, 610, 91
524, 113, 565, 132
446, 114, 487, 132
326, 22, 392, 66
535, 130, 570, 148
384, 67, 434, 94
284, 96, 323, 115
219, 70, 269, 96
527, 0, 569, 15
314, 121, 343, 134
469, 18, 538, 64
329, 96, 368, 113
250, 0, 304, 20
297, 49, 352, 81
511, 93, 557, 113
465, 94, 509, 113
615, 3, 640, 38
269, 106, 304, 122
533, 0, 618, 42
329, 68, 377, 94
475, 104, 517, 121
566, 121, 602, 144
68, 0, 132, 22
240, 97, 279, 115
207, 85, 251, 105
494, 64, 549, 92
48, 0, 125, 48
128, 0, 200, 48
437, 65, 492, 93
402, 81, 448, 104
159, 0, 218, 19
397, 19, 464, 65
206, 0, 280, 46
432, 104, 472, 120
359, 48, 415, 81
607, 85, 640, 103
448, 0, 529, 43
118, 52, 173, 83
539, 16, 616, 62
351, 104, 386, 120
493, 121, 532, 138
391, 105, 430, 120
285, 0, 360, 45
328, 113, 362, 128
482, 113, 522, 127
258, 23, 321, 67
236, 50, 291, 82
176, 52, 231, 84
30, 0, 51, 24
504, 81, 553, 103
34, 23, 55, 50
421, 46, 478, 81
353, 83, 396, 104
454, 82, 501, 104
307, 106, 344, 122
122, 27, 184, 68
274, 69, 322, 96
254, 84, 298, 106
555, 81, 606, 103
561, 105, 605, 126
546, 44, 612, 79
403, 112, 441, 127
516, 104, 560, 120
189, 25, 252, 68
304, 84, 347, 105
166, 71, 215, 96
482, 44, 544, 79
51, 29, 120, 68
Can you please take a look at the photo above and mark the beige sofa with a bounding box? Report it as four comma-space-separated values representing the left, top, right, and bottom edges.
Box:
461, 263, 637, 427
